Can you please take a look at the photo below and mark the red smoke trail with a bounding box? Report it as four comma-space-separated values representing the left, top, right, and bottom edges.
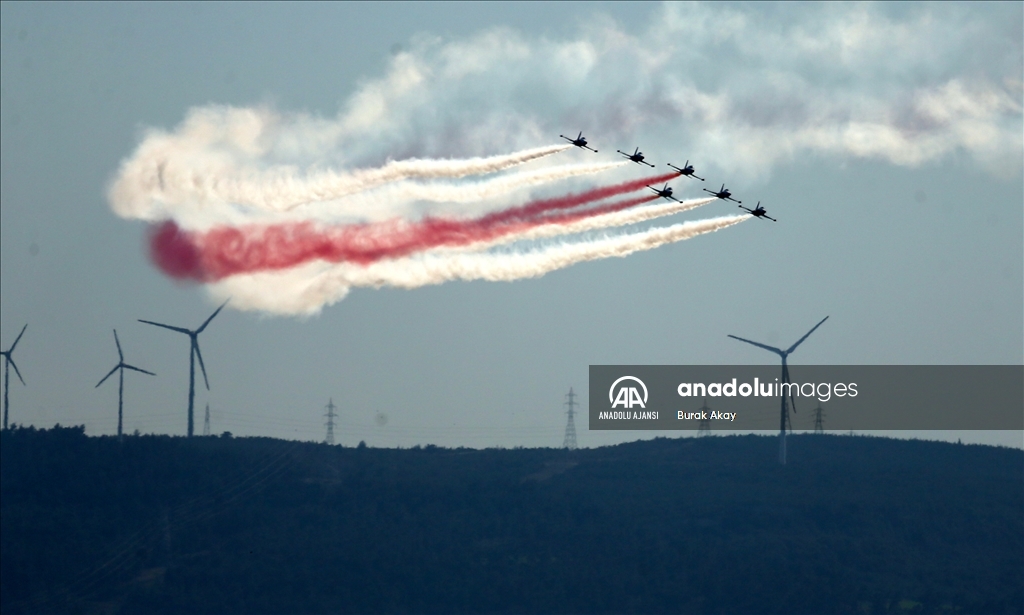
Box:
470, 172, 675, 226
151, 173, 674, 281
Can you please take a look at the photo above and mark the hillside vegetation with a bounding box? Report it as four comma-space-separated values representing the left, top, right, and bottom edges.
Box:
1, 426, 1021, 614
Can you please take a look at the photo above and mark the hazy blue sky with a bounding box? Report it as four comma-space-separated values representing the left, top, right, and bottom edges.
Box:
1, 2, 1021, 448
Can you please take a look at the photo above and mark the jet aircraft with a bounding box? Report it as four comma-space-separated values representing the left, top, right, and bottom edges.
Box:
667, 161, 704, 181
616, 147, 655, 167
560, 131, 598, 152
739, 201, 776, 222
647, 183, 681, 202
703, 183, 742, 203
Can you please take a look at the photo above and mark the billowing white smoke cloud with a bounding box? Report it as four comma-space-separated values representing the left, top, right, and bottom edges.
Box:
109, 3, 1021, 225
209, 215, 747, 316
326, 3, 1021, 179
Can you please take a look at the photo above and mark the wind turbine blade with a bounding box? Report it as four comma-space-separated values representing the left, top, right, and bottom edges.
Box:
96, 365, 119, 388
113, 329, 124, 362
8, 358, 25, 386
139, 320, 191, 335
7, 324, 27, 352
122, 364, 156, 376
726, 334, 785, 356
785, 316, 830, 355
197, 300, 229, 333
193, 341, 210, 390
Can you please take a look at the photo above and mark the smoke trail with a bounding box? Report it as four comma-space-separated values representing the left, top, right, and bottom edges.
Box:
116, 160, 628, 233
150, 173, 677, 280
210, 215, 749, 316
110, 142, 574, 221
286, 160, 628, 212
350, 216, 750, 288
444, 196, 719, 252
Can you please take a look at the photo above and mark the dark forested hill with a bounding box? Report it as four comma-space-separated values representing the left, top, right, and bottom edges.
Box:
1, 426, 1021, 614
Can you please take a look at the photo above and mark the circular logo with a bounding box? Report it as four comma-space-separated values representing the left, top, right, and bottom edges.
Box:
608, 376, 648, 405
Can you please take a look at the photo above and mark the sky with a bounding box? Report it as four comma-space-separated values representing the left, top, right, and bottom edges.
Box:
1, 2, 1021, 449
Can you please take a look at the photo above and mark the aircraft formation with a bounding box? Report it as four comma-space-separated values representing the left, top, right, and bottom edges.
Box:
1, 135, 772, 434
561, 131, 777, 222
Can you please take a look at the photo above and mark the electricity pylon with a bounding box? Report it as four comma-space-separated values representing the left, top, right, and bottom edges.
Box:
562, 388, 578, 450
324, 398, 338, 445
697, 397, 711, 437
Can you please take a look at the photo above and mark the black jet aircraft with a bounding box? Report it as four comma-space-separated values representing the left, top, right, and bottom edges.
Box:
560, 131, 598, 152
667, 160, 704, 181
647, 183, 681, 202
703, 183, 742, 203
616, 147, 655, 167
739, 201, 776, 222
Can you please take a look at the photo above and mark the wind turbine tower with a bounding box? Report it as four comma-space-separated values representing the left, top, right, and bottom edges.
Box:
1, 324, 27, 430
96, 330, 156, 439
203, 404, 211, 436
728, 316, 829, 465
139, 301, 228, 437
324, 398, 338, 445
562, 387, 578, 450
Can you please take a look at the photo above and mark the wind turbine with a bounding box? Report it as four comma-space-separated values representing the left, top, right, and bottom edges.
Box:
96, 330, 155, 439
139, 301, 228, 437
1, 324, 27, 430
728, 316, 829, 465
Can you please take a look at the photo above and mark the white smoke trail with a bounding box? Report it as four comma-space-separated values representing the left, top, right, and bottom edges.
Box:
127, 160, 629, 231
433, 196, 720, 253
109, 141, 573, 222
284, 160, 629, 220
209, 215, 748, 316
